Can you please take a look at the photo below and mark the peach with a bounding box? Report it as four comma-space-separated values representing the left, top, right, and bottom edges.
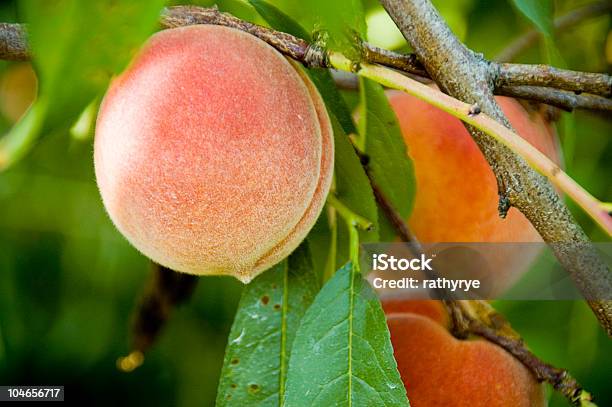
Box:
387, 91, 560, 291
384, 299, 546, 406
94, 25, 333, 282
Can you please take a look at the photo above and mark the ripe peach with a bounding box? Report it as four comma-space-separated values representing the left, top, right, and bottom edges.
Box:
386, 91, 560, 291
94, 25, 333, 282
384, 299, 546, 407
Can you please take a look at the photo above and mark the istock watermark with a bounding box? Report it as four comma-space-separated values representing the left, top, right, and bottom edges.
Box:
372, 253, 434, 271
362, 242, 612, 301
370, 252, 481, 292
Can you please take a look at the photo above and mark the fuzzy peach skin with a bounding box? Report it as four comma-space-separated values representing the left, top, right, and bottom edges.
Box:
95, 25, 333, 283
386, 90, 560, 292
385, 300, 546, 407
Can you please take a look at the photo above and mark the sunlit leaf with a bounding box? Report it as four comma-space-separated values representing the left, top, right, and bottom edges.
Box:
216, 245, 319, 406
511, 0, 554, 37
274, 0, 365, 59
359, 78, 415, 241
332, 115, 378, 268
284, 262, 408, 405
248, 0, 310, 40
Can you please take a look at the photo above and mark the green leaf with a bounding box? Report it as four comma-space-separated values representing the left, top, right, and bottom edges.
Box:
216, 244, 320, 406
306, 210, 335, 282
0, 99, 47, 170
285, 0, 365, 59
0, 0, 166, 171
308, 71, 357, 135
284, 262, 408, 406
511, 0, 554, 37
359, 78, 415, 241
333, 118, 377, 228
248, 0, 311, 40
303, 0, 365, 56
332, 114, 378, 269
248, 0, 356, 134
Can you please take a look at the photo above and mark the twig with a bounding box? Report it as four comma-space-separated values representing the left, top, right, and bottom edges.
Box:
0, 8, 609, 112
468, 312, 596, 407
496, 85, 612, 112
327, 194, 369, 269
368, 178, 422, 254
358, 40, 612, 112
379, 0, 612, 337
0, 23, 28, 61
358, 41, 612, 112
160, 6, 328, 68
361, 42, 427, 77
117, 263, 198, 372
331, 69, 612, 112
495, 1, 612, 63
494, 63, 612, 98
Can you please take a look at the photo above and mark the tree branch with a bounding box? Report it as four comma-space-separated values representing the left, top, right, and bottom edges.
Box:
463, 305, 596, 407
361, 42, 427, 77
0, 23, 28, 61
494, 63, 611, 98
379, 0, 612, 336
118, 263, 198, 372
495, 1, 612, 63
360, 41, 612, 112
496, 85, 612, 112
160, 6, 328, 68
0, 8, 609, 111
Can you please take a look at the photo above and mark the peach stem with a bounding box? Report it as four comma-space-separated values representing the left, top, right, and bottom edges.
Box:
327, 194, 373, 271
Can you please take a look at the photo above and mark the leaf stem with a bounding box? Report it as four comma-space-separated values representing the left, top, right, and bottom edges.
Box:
327, 194, 371, 271
347, 224, 360, 272
326, 194, 374, 232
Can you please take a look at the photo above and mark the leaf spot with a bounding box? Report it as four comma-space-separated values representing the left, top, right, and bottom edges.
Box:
248, 384, 261, 394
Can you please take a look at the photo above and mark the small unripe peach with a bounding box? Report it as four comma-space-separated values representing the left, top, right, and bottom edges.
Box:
95, 25, 333, 282
383, 299, 547, 407
386, 91, 560, 291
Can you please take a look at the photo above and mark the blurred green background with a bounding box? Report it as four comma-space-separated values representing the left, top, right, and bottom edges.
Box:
0, 0, 610, 405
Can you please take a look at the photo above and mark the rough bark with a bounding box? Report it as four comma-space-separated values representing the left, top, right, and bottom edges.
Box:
0, 23, 29, 61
